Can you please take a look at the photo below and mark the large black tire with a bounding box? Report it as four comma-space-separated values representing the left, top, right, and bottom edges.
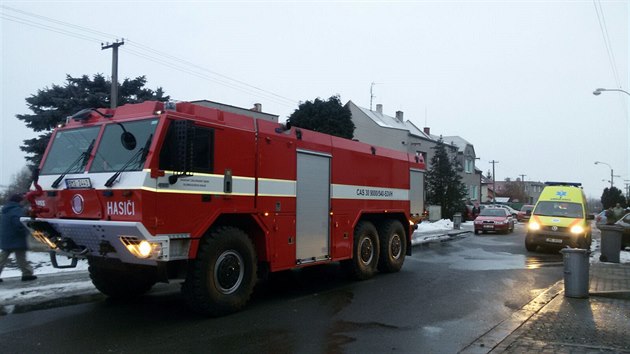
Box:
182, 226, 257, 317
343, 221, 380, 280
377, 220, 407, 273
525, 234, 537, 252
88, 264, 156, 299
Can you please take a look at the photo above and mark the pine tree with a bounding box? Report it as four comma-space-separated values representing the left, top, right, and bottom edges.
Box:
601, 186, 626, 209
425, 137, 467, 219
287, 95, 355, 139
17, 74, 168, 167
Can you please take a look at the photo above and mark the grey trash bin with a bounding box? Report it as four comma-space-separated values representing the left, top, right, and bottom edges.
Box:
453, 213, 462, 230
560, 248, 590, 298
598, 224, 622, 263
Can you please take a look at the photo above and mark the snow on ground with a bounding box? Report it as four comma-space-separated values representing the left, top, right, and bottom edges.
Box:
1, 252, 89, 278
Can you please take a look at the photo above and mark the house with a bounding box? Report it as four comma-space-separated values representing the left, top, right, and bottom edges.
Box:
346, 100, 481, 205
191, 100, 279, 122
439, 135, 481, 203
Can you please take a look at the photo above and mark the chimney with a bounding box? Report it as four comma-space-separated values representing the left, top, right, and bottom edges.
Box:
376, 104, 383, 114
395, 111, 403, 121
423, 127, 430, 135
252, 103, 262, 112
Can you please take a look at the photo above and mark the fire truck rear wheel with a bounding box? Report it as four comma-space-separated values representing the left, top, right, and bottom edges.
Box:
88, 265, 156, 299
377, 220, 407, 273
343, 221, 380, 280
183, 226, 257, 317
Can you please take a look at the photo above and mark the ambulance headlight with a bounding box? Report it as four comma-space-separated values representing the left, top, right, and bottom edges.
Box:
528, 222, 541, 231
570, 225, 585, 234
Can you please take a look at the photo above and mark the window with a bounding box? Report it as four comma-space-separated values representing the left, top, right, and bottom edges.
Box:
469, 185, 478, 200
159, 122, 214, 173
465, 159, 473, 173
41, 126, 100, 175
91, 119, 158, 173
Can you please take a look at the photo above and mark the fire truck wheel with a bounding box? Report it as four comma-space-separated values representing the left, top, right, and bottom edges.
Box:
183, 226, 257, 317
343, 221, 380, 280
377, 220, 406, 273
88, 265, 156, 298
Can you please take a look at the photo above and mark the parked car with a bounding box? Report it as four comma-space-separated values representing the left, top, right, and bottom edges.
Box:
612, 212, 630, 250
517, 204, 534, 222
486, 204, 518, 217
595, 210, 607, 227
474, 207, 515, 234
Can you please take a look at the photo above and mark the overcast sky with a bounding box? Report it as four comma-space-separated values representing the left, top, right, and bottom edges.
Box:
1, 0, 628, 199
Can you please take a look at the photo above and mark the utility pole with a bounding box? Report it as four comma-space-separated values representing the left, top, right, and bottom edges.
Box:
102, 39, 125, 108
519, 174, 527, 204
490, 160, 499, 202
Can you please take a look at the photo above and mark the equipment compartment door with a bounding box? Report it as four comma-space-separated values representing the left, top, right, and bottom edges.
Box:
296, 151, 330, 263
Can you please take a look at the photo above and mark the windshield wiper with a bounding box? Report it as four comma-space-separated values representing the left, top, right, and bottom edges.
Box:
51, 139, 95, 188
105, 134, 152, 188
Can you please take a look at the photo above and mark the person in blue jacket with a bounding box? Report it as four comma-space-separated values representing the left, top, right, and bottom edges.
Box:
0, 193, 37, 282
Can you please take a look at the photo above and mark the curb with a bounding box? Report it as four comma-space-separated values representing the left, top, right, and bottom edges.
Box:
459, 280, 564, 354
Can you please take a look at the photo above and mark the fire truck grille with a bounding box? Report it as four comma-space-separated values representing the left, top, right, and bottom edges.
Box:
54, 223, 108, 254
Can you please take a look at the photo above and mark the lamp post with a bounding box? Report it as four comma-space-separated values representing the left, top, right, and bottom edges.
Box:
595, 161, 614, 189
593, 88, 630, 96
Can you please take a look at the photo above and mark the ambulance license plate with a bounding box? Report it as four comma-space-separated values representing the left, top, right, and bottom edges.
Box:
545, 238, 562, 244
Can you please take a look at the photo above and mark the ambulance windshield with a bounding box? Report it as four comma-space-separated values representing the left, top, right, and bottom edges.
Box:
91, 119, 158, 172
40, 126, 101, 175
533, 201, 583, 218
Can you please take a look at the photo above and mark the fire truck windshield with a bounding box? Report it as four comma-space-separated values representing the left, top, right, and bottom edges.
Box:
91, 119, 158, 173
41, 126, 100, 175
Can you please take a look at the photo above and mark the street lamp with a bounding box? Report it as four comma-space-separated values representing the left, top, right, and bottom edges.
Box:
593, 88, 630, 96
595, 161, 615, 189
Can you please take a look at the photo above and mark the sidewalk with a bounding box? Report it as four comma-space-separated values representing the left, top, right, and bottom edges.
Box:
492, 262, 630, 353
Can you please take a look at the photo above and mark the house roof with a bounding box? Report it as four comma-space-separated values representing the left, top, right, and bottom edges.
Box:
441, 136, 472, 153
346, 101, 433, 140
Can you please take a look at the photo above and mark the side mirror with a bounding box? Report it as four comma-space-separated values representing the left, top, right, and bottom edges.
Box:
121, 131, 137, 150
526, 210, 532, 216
586, 214, 595, 220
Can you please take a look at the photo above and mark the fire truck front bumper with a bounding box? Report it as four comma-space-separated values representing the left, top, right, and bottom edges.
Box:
21, 218, 191, 266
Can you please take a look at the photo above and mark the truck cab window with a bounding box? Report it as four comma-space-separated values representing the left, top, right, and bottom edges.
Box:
159, 123, 214, 173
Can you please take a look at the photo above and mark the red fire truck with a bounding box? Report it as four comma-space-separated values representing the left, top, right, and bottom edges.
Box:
22, 100, 425, 316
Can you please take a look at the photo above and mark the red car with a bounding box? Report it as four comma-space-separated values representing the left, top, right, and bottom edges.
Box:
517, 204, 534, 222
474, 208, 515, 234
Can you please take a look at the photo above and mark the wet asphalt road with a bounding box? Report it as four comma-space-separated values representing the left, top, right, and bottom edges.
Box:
0, 224, 564, 353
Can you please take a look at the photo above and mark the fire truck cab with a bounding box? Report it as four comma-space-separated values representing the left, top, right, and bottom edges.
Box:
22, 100, 425, 316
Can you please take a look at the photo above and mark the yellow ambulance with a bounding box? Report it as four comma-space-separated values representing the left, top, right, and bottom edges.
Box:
525, 182, 593, 251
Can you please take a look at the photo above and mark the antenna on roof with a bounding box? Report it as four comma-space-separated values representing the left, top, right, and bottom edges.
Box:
370, 82, 382, 110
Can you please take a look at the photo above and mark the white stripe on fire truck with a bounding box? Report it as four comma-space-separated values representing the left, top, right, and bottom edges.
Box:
35, 172, 409, 201
258, 178, 296, 197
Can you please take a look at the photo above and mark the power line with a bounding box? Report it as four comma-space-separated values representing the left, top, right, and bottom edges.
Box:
1, 5, 298, 107
592, 0, 622, 88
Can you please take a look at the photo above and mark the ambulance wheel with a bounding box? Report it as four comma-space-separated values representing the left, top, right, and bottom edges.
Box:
525, 235, 537, 252
377, 220, 406, 273
88, 264, 156, 299
343, 221, 380, 280
183, 226, 257, 317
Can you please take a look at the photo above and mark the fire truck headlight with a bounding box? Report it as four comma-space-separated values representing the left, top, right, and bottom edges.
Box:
121, 237, 160, 259
138, 241, 152, 257
528, 222, 540, 231
570, 225, 585, 234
